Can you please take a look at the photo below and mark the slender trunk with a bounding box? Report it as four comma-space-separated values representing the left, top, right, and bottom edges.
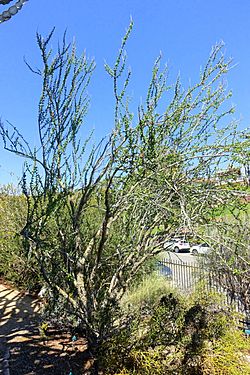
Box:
85, 335, 100, 375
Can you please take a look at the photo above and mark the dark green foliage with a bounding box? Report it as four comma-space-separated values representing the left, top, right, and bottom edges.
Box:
143, 293, 185, 347
100, 289, 249, 375
0, 184, 41, 290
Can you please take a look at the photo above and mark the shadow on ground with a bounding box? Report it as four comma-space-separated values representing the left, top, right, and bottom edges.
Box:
0, 284, 88, 374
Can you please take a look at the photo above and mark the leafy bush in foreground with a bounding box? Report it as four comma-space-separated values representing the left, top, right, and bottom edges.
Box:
100, 276, 250, 375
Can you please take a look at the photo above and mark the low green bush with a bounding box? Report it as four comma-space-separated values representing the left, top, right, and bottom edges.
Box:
0, 185, 41, 291
121, 273, 179, 312
99, 275, 250, 374
202, 329, 250, 375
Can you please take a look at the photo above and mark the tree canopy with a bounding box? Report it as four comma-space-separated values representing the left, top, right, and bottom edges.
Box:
1, 23, 249, 373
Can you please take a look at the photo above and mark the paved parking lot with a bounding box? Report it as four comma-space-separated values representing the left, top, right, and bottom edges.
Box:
160, 251, 197, 264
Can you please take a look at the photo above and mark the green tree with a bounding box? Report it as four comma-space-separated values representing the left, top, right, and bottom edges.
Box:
0, 23, 242, 372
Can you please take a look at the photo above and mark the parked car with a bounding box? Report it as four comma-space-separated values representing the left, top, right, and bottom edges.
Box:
163, 238, 190, 253
191, 243, 210, 255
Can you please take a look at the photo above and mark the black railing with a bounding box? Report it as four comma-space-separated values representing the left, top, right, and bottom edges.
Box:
157, 259, 201, 291
157, 258, 249, 319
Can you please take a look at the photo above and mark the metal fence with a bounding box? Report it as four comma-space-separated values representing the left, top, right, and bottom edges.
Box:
157, 258, 249, 319
157, 259, 199, 291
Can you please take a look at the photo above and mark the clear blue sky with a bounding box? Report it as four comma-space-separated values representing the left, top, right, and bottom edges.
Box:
0, 0, 250, 184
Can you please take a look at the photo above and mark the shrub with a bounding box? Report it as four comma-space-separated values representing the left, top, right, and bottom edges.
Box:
121, 273, 178, 312
0, 185, 41, 291
99, 276, 250, 375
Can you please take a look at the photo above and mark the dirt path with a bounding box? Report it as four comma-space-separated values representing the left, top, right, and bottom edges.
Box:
0, 283, 87, 375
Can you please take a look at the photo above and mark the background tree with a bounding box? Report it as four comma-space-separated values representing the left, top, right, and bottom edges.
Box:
0, 23, 243, 372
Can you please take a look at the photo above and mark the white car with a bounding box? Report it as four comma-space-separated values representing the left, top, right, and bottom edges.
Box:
163, 238, 190, 253
191, 243, 210, 255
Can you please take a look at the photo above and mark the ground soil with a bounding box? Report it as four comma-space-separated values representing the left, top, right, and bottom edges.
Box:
0, 281, 88, 375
